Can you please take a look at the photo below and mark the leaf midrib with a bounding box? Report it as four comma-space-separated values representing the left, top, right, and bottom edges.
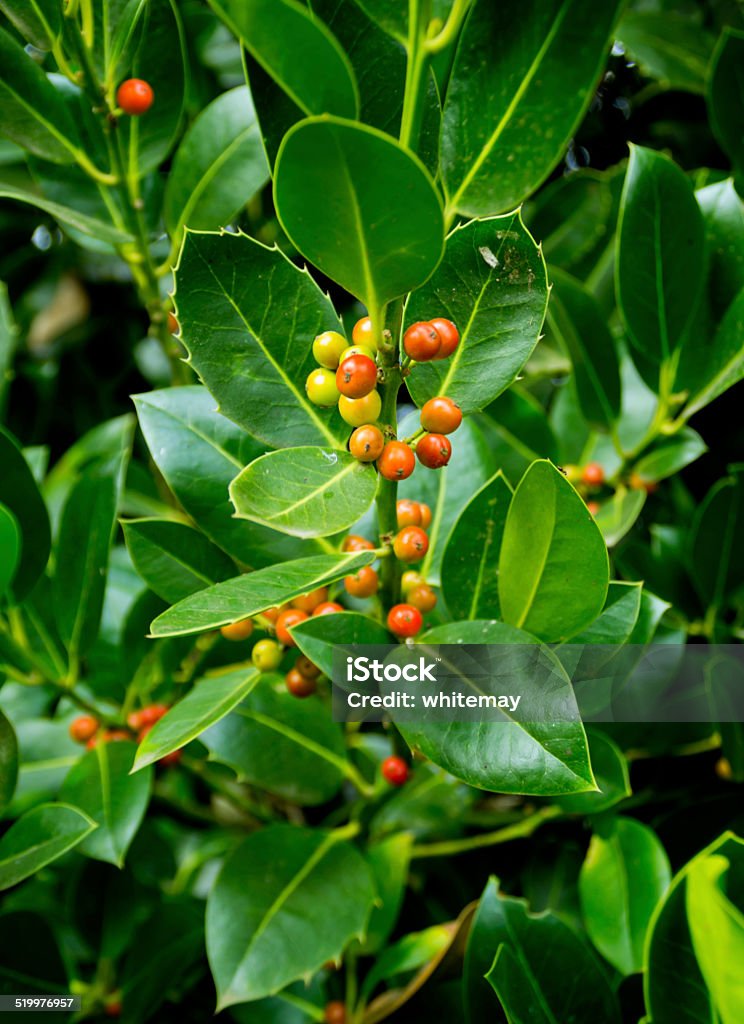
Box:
446, 0, 573, 213
192, 243, 338, 446
226, 830, 340, 995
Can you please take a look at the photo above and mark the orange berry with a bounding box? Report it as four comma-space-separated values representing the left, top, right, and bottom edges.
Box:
276, 608, 308, 646
349, 424, 385, 462
377, 441, 415, 481
393, 526, 429, 563
286, 667, 317, 698
291, 588, 329, 613
313, 601, 344, 616
342, 534, 375, 552
220, 618, 254, 641
69, 715, 99, 744
407, 583, 437, 612
418, 502, 432, 530
397, 499, 422, 528
428, 318, 459, 359
344, 566, 379, 598
582, 462, 605, 486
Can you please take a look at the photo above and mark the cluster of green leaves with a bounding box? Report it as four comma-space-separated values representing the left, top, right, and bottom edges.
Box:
0, 0, 743, 1021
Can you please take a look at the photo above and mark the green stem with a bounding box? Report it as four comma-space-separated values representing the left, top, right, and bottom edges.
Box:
425, 0, 471, 52
399, 0, 433, 152
410, 806, 561, 858
181, 757, 278, 824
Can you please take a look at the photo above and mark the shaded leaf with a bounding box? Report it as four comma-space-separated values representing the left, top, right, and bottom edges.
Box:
206, 824, 374, 1007
0, 426, 51, 602
0, 803, 97, 889
499, 460, 610, 642
60, 742, 152, 867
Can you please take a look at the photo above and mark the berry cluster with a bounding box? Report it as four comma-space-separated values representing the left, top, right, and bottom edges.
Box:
307, 316, 462, 476
306, 318, 382, 427
69, 704, 179, 764
221, 589, 335, 699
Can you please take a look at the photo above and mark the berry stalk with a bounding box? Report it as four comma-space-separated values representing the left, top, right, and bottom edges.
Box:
375, 306, 404, 614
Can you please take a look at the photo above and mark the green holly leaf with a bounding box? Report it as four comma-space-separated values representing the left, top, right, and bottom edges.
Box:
174, 232, 345, 449
686, 851, 744, 1024
465, 878, 621, 1024
0, 502, 21, 600
0, 0, 61, 50
391, 620, 595, 795
557, 728, 631, 816
681, 285, 744, 421
696, 179, 744, 321
206, 824, 375, 1007
150, 552, 375, 637
441, 471, 512, 620
441, 0, 624, 219
134, 387, 313, 567
0, 28, 80, 163
0, 708, 18, 815
202, 675, 349, 805
208, 0, 359, 119
406, 213, 548, 414
60, 742, 152, 867
164, 86, 269, 243
122, 519, 238, 603
690, 466, 744, 607
0, 803, 97, 890
0, 426, 51, 602
617, 145, 705, 367
0, 180, 133, 243
579, 817, 671, 975
274, 116, 444, 311
645, 832, 744, 1024
709, 29, 744, 175
548, 268, 621, 431
499, 460, 610, 642
133, 666, 260, 771
292, 611, 391, 679
633, 428, 707, 483
230, 447, 378, 539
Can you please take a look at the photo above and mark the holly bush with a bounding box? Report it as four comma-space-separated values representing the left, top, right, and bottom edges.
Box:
1, 0, 744, 1021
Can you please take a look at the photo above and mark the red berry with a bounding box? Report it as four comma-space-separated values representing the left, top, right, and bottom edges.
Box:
396, 499, 422, 528
429, 318, 459, 359
416, 434, 452, 469
342, 534, 375, 552
69, 715, 99, 743
377, 441, 415, 481
167, 311, 179, 334
393, 526, 429, 563
336, 354, 377, 399
586, 501, 600, 516
291, 588, 328, 613
582, 462, 605, 486
324, 1002, 346, 1024
104, 1001, 122, 1018
159, 750, 181, 767
276, 609, 308, 646
381, 755, 409, 786
403, 321, 441, 361
418, 502, 432, 530
407, 583, 437, 612
349, 424, 385, 462
387, 604, 423, 637
295, 655, 321, 679
139, 704, 169, 726
344, 566, 379, 598
220, 618, 254, 641
116, 78, 154, 115
313, 601, 344, 616
420, 396, 462, 434
285, 667, 317, 698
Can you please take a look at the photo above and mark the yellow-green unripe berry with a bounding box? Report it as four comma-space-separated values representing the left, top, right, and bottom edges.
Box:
306, 367, 340, 407
313, 331, 347, 369
252, 638, 283, 671
339, 344, 375, 363
338, 390, 382, 426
